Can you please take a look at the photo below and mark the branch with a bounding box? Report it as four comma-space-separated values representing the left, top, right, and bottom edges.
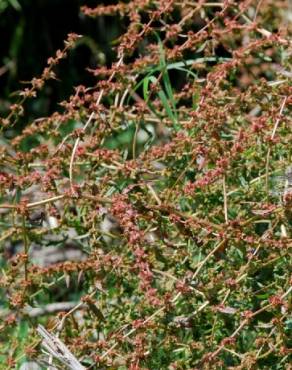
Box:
24, 302, 85, 318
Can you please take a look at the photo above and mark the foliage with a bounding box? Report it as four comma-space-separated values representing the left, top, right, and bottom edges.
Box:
0, 1, 291, 369
0, 0, 20, 13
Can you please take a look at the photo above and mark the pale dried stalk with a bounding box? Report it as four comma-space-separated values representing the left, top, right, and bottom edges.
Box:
37, 325, 85, 370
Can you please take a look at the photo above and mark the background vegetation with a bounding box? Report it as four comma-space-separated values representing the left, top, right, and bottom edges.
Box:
0, 0, 122, 127
0, 0, 291, 369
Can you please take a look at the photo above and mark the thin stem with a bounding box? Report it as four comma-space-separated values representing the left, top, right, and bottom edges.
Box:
265, 97, 287, 197
223, 175, 228, 223
22, 216, 29, 281
192, 239, 226, 280
69, 55, 124, 191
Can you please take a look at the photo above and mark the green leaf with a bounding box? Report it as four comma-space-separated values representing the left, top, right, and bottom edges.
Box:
9, 0, 21, 10
157, 88, 178, 128
142, 75, 162, 119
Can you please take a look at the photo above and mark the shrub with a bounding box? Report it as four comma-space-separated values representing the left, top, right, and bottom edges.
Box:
0, 1, 291, 369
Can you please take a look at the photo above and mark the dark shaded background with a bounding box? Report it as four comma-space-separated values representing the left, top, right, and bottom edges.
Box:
0, 0, 122, 120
